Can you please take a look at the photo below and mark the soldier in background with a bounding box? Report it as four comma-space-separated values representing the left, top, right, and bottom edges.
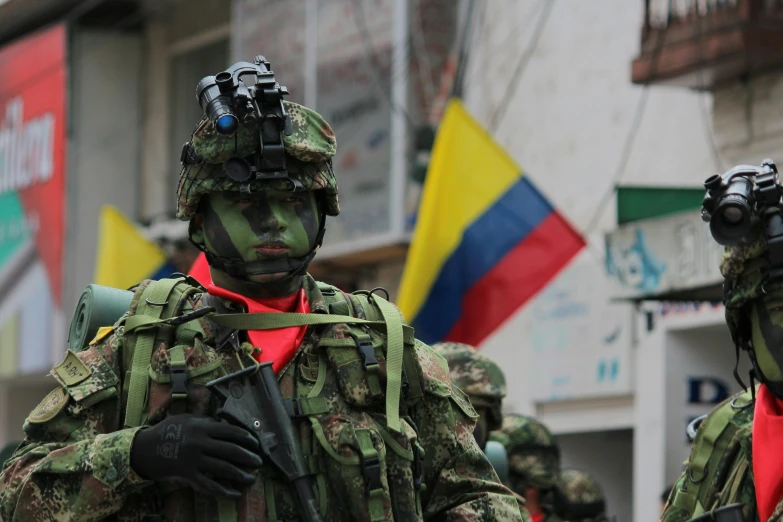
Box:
432, 342, 507, 449
559, 468, 609, 522
432, 342, 532, 521
491, 414, 563, 522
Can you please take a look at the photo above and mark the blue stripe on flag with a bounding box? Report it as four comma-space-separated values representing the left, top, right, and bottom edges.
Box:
411, 177, 553, 343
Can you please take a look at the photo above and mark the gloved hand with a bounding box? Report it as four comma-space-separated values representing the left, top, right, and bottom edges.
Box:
130, 413, 263, 498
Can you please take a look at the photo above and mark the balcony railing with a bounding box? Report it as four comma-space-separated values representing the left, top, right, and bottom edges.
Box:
632, 0, 783, 89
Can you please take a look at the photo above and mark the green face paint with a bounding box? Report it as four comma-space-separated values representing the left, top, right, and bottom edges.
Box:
197, 188, 320, 269
750, 292, 783, 382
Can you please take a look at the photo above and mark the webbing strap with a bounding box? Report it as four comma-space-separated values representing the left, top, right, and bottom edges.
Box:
690, 403, 734, 482
372, 296, 405, 433
124, 278, 181, 428
672, 393, 748, 517
216, 498, 236, 522
264, 478, 279, 522
208, 312, 415, 343
169, 345, 188, 415
356, 428, 385, 522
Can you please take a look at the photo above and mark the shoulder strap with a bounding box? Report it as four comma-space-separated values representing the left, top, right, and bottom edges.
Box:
123, 277, 194, 428
671, 389, 754, 517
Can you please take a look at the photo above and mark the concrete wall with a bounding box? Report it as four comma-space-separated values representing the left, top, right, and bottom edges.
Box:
713, 71, 783, 167
460, 0, 721, 412
65, 29, 143, 320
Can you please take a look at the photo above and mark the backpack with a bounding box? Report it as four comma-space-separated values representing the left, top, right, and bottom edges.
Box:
97, 276, 469, 522
665, 388, 756, 522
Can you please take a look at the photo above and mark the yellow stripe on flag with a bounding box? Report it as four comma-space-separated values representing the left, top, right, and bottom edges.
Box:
94, 206, 167, 289
397, 99, 522, 321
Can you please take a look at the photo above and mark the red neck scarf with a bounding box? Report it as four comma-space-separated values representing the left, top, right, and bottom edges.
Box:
207, 283, 310, 373
752, 384, 783, 522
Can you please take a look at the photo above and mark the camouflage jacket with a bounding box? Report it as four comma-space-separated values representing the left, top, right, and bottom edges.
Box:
661, 388, 766, 522
0, 276, 522, 522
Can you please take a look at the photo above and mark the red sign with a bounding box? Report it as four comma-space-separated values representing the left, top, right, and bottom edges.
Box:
0, 24, 67, 305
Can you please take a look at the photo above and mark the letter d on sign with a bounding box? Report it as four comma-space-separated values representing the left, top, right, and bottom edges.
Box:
688, 377, 729, 405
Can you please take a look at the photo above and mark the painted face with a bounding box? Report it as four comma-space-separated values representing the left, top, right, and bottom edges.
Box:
750, 291, 783, 384
195, 189, 321, 277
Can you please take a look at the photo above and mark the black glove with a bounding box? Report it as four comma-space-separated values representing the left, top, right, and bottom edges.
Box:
130, 414, 263, 498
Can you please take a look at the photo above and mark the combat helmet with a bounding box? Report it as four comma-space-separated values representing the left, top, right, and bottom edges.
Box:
559, 469, 606, 522
489, 414, 560, 490
432, 342, 506, 431
177, 58, 339, 280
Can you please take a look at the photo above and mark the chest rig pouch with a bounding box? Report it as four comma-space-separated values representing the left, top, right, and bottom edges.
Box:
301, 283, 427, 521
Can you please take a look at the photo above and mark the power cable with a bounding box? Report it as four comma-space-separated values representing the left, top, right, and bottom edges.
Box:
581, 14, 670, 239
488, 0, 556, 133
350, 0, 415, 129
451, 0, 477, 99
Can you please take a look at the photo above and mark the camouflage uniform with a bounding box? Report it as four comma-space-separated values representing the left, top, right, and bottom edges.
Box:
490, 415, 563, 522
0, 102, 523, 521
432, 343, 532, 522
559, 469, 606, 522
431, 342, 506, 432
660, 222, 765, 522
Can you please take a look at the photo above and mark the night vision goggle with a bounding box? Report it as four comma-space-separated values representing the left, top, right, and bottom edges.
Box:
702, 158, 783, 283
181, 56, 296, 188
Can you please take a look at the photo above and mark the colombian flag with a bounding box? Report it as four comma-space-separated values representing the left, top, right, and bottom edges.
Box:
398, 100, 585, 346
94, 206, 177, 289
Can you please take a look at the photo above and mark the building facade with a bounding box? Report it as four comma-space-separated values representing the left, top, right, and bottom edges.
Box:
2, 1, 780, 521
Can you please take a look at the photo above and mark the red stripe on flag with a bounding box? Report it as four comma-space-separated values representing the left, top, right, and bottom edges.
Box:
445, 212, 584, 346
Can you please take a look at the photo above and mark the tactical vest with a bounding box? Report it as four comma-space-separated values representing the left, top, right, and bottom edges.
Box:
96, 275, 475, 522
665, 388, 756, 522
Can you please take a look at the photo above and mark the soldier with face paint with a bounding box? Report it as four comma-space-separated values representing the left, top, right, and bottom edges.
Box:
661, 201, 783, 522
0, 64, 523, 521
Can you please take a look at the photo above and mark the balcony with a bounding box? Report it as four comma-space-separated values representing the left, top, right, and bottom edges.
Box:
632, 0, 783, 90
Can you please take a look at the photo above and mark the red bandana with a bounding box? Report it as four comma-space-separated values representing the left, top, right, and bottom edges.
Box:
207, 283, 310, 373
753, 384, 783, 522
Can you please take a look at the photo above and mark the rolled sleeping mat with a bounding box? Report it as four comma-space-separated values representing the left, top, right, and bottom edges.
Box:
68, 284, 133, 352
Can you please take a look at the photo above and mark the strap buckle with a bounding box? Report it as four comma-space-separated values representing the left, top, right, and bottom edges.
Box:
284, 397, 305, 418
170, 363, 188, 397
362, 455, 383, 495
350, 333, 378, 373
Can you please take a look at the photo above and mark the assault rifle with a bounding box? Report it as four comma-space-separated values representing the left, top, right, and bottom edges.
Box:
207, 363, 322, 522
686, 504, 744, 522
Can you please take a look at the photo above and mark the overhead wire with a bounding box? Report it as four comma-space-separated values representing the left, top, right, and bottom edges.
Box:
488, 0, 557, 133
581, 12, 670, 239
350, 0, 416, 129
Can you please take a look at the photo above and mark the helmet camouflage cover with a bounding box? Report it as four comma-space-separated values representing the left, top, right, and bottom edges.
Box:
719, 221, 780, 343
432, 342, 506, 431
489, 414, 560, 489
176, 101, 339, 221
559, 469, 606, 521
